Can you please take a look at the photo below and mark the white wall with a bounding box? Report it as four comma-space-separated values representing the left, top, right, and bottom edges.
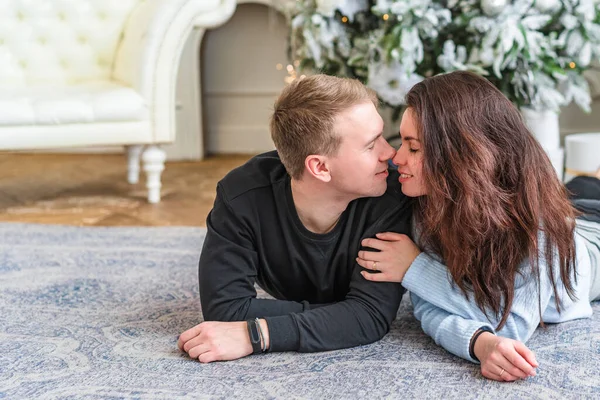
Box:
560, 98, 600, 139
200, 3, 288, 155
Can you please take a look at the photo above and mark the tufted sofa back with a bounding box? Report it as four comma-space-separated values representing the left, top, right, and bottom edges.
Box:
0, 0, 141, 87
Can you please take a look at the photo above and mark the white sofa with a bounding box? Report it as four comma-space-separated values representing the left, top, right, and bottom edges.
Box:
0, 0, 236, 203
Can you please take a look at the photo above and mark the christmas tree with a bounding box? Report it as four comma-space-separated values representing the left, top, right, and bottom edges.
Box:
289, 0, 600, 115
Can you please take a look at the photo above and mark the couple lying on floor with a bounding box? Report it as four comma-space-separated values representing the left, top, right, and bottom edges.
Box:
177, 72, 600, 382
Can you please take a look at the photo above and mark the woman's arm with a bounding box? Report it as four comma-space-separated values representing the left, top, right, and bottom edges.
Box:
358, 232, 552, 381
411, 293, 538, 381
403, 252, 550, 342
358, 232, 555, 342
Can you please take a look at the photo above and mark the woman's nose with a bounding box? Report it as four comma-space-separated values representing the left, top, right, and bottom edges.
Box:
392, 148, 404, 166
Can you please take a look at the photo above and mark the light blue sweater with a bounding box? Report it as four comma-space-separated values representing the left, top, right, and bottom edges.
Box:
403, 223, 595, 363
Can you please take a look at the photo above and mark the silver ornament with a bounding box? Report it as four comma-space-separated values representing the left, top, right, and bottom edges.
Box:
534, 0, 560, 13
481, 0, 508, 16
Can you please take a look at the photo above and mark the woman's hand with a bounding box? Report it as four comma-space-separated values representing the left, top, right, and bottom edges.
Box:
474, 332, 538, 381
356, 232, 421, 283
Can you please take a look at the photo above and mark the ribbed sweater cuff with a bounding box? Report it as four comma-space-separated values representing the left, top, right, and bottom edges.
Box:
264, 315, 300, 352
403, 252, 436, 291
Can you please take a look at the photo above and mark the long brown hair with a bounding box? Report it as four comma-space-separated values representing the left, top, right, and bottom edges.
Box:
405, 71, 577, 329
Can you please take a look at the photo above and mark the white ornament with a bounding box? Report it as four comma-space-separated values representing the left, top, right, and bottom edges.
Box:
316, 0, 338, 17
373, 0, 394, 14
316, 0, 369, 22
367, 60, 423, 106
534, 0, 560, 13
481, 0, 507, 16
337, 0, 369, 22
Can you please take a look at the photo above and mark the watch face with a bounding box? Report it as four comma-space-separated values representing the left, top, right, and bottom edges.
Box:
247, 319, 263, 353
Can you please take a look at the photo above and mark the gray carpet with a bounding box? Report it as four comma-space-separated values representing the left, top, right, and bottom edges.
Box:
0, 223, 599, 399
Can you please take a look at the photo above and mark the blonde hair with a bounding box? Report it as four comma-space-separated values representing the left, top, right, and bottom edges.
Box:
270, 74, 378, 179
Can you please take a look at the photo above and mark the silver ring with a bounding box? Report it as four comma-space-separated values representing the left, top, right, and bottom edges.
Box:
499, 368, 505, 377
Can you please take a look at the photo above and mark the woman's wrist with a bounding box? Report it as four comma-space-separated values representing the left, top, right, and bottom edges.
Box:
469, 327, 494, 361
472, 331, 495, 362
401, 251, 423, 283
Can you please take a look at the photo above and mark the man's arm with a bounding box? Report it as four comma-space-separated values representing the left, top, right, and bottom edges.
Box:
180, 184, 323, 362
265, 264, 404, 352
181, 261, 404, 360
199, 185, 312, 321
201, 187, 406, 351
184, 186, 408, 359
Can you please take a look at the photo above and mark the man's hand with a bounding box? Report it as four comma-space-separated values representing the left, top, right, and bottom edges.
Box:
177, 321, 254, 363
474, 332, 538, 381
357, 232, 421, 283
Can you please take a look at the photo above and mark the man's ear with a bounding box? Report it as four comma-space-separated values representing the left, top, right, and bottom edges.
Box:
305, 155, 332, 182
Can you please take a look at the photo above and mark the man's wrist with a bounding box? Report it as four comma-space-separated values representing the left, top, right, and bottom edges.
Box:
258, 319, 270, 351
246, 319, 263, 354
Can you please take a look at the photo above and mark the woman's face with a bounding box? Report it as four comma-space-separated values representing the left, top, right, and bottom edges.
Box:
392, 108, 427, 197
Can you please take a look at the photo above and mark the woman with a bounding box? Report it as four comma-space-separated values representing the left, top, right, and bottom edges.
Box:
356, 71, 600, 382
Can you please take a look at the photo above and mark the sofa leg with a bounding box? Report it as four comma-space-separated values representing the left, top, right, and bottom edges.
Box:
142, 145, 166, 203
126, 145, 144, 184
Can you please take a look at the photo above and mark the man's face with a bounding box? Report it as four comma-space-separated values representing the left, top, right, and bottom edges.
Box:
326, 101, 395, 199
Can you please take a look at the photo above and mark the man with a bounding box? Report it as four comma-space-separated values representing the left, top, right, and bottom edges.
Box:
177, 74, 413, 363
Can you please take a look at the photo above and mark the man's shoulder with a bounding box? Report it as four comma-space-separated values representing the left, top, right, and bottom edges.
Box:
218, 150, 288, 202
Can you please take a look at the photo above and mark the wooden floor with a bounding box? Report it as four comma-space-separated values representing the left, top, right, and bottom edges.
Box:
0, 152, 253, 227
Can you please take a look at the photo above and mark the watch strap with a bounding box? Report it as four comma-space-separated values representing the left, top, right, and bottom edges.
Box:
246, 319, 262, 354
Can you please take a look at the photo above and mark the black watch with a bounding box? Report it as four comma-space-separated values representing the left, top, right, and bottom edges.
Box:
246, 319, 262, 354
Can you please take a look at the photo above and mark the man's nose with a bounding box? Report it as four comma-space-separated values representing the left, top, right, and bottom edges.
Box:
382, 141, 396, 160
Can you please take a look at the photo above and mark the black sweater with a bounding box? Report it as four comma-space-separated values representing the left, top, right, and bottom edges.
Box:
199, 151, 413, 352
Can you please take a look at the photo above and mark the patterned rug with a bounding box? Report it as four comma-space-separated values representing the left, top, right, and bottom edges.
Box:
1, 223, 598, 399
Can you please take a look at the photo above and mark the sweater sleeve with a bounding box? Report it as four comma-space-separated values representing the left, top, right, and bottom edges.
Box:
266, 262, 405, 352
410, 293, 493, 362
402, 251, 556, 359
199, 185, 309, 322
